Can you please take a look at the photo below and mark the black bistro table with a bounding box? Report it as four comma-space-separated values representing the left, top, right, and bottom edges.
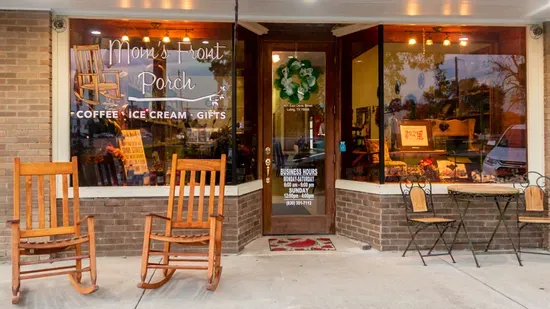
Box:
447, 185, 523, 267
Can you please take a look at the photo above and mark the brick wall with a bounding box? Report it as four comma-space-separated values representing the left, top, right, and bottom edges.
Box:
236, 190, 262, 251
0, 10, 52, 259
336, 189, 544, 252
335, 189, 381, 250
60, 190, 262, 257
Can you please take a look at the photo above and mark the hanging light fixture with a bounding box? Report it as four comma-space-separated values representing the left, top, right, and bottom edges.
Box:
91, 30, 101, 35
443, 34, 451, 46
408, 36, 417, 45
142, 30, 150, 43
459, 35, 468, 47
162, 30, 171, 43
183, 31, 191, 42
121, 29, 129, 42
426, 34, 433, 45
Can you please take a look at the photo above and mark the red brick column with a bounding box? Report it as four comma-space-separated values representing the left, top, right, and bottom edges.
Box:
0, 10, 52, 260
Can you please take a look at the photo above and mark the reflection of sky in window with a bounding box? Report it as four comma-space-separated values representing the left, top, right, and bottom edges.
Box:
70, 46, 232, 114
392, 53, 525, 113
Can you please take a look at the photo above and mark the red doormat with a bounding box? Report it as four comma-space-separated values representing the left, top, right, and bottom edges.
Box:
268, 237, 336, 251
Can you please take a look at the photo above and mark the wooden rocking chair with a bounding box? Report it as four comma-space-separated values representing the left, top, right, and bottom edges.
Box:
73, 44, 123, 106
138, 154, 227, 291
8, 157, 98, 304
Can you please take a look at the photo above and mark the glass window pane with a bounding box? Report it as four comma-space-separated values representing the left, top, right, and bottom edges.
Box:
382, 26, 527, 183
70, 19, 235, 186
271, 51, 326, 216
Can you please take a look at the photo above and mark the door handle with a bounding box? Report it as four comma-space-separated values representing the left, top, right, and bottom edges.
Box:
265, 158, 271, 184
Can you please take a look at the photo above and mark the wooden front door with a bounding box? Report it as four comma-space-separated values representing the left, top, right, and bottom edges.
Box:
261, 41, 336, 235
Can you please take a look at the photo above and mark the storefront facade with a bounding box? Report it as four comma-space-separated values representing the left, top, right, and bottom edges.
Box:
1, 1, 549, 258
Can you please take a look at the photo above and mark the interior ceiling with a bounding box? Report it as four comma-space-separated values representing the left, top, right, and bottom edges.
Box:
1, 0, 549, 24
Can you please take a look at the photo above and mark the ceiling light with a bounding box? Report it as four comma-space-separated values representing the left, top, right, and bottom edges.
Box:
202, 40, 209, 44
426, 35, 433, 45
272, 54, 280, 63
91, 30, 101, 35
183, 36, 191, 42
443, 35, 451, 46
408, 37, 417, 45
122, 34, 129, 42
162, 31, 170, 43
459, 36, 468, 47
142, 36, 150, 43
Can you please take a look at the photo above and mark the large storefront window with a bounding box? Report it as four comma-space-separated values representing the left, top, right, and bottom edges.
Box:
344, 25, 527, 183
69, 19, 258, 187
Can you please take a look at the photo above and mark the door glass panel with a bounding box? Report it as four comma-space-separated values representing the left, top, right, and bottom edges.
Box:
271, 51, 326, 216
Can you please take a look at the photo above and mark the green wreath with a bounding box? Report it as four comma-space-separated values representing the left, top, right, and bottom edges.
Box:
274, 58, 319, 104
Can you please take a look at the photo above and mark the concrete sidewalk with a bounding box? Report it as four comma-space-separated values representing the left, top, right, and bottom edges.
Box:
1, 236, 549, 309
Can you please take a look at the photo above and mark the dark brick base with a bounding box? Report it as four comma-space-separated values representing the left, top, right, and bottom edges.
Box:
56, 190, 262, 257
336, 189, 546, 252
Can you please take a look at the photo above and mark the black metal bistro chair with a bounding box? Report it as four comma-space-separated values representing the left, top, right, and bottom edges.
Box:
514, 172, 550, 261
400, 176, 456, 266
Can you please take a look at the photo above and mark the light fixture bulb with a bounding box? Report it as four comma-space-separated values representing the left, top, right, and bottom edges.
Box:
272, 54, 280, 63
142, 36, 151, 43
91, 30, 101, 35
183, 36, 190, 42
459, 40, 468, 47
202, 40, 209, 44
426, 36, 433, 45
459, 36, 468, 47
122, 34, 129, 42
443, 35, 451, 46
408, 37, 417, 45
162, 32, 171, 43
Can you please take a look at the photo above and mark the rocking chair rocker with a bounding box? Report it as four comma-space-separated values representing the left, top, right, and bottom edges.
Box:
9, 157, 98, 304
138, 154, 227, 291
73, 44, 123, 106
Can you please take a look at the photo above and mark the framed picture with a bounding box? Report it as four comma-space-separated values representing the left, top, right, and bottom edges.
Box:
397, 120, 433, 151
355, 107, 371, 127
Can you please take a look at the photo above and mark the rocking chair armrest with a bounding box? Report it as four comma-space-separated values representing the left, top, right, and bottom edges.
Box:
147, 213, 171, 221
209, 214, 225, 221
76, 215, 96, 226
6, 219, 20, 228
103, 70, 122, 74
77, 73, 99, 76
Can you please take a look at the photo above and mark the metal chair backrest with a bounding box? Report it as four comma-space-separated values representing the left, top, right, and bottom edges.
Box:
515, 172, 548, 212
400, 176, 433, 215
166, 154, 227, 229
13, 157, 80, 238
73, 44, 105, 85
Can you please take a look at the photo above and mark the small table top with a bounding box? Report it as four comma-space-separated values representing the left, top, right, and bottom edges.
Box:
447, 185, 519, 196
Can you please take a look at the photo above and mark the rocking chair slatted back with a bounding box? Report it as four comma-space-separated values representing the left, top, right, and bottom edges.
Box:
167, 154, 226, 229
73, 45, 105, 85
14, 157, 80, 238
524, 186, 544, 212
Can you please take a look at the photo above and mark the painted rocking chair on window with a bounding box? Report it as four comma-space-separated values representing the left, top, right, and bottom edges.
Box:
138, 154, 227, 291
400, 176, 456, 266
515, 172, 550, 261
73, 44, 123, 106
9, 157, 98, 304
